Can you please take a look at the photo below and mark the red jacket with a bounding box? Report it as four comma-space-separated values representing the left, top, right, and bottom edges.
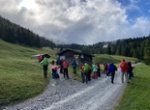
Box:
120, 61, 128, 72
63, 60, 69, 69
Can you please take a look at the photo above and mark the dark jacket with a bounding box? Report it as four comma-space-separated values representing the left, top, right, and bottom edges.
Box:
108, 63, 117, 73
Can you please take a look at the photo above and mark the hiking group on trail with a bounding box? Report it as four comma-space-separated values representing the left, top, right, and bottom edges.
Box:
39, 55, 134, 85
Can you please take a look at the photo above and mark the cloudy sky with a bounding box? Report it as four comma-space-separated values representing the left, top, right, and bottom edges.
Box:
0, 0, 150, 44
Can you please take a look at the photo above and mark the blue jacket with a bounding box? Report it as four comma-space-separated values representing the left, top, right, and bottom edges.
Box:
108, 63, 117, 73
72, 60, 77, 68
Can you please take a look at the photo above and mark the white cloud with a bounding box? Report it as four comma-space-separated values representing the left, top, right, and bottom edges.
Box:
131, 17, 150, 36
0, 0, 150, 44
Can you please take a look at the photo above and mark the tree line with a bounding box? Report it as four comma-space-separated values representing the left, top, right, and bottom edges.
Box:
0, 16, 55, 48
0, 16, 149, 64
57, 36, 150, 65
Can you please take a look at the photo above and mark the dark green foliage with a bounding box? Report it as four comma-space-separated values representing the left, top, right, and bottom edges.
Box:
0, 16, 55, 48
144, 38, 150, 65
57, 36, 150, 63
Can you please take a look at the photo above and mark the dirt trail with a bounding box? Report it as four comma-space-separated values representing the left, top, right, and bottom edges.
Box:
3, 70, 126, 110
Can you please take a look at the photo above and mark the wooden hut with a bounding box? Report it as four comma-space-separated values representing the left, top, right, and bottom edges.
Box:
78, 53, 94, 64
57, 49, 94, 64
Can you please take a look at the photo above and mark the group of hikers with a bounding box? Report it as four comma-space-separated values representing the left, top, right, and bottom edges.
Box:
79, 59, 133, 84
40, 57, 70, 79
40, 56, 134, 85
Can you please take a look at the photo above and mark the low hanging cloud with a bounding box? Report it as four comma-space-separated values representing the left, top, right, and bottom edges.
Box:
0, 0, 150, 44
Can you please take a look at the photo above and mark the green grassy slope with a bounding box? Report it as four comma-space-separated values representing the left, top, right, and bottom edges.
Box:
0, 40, 55, 105
116, 63, 150, 110
93, 54, 139, 64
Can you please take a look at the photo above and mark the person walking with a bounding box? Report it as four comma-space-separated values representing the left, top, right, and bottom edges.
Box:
92, 63, 98, 79
119, 59, 129, 83
51, 60, 59, 79
128, 62, 134, 79
88, 64, 92, 82
80, 63, 85, 83
71, 59, 77, 74
63, 59, 69, 79
104, 63, 109, 76
59, 59, 64, 74
51, 60, 60, 86
40, 56, 49, 78
108, 63, 117, 84
97, 63, 101, 77
84, 63, 90, 84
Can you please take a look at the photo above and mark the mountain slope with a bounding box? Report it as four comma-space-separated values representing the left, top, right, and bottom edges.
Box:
0, 16, 55, 48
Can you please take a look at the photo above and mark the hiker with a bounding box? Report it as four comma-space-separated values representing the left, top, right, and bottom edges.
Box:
56, 56, 60, 65
71, 59, 77, 74
84, 63, 90, 84
63, 59, 69, 79
104, 63, 109, 76
108, 63, 117, 84
80, 63, 85, 83
51, 60, 60, 79
128, 62, 134, 79
88, 64, 92, 81
40, 56, 49, 78
97, 63, 101, 77
51, 60, 59, 86
119, 59, 129, 83
59, 59, 64, 74
92, 63, 98, 79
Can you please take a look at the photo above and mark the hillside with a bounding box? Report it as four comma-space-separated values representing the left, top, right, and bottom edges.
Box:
0, 40, 55, 106
0, 16, 55, 48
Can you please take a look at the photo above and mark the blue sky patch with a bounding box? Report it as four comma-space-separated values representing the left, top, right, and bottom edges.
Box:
119, 0, 150, 22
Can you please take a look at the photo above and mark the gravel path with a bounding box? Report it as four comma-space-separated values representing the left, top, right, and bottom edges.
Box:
3, 70, 126, 110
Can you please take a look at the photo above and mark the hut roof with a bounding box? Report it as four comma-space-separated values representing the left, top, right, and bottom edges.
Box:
57, 49, 94, 57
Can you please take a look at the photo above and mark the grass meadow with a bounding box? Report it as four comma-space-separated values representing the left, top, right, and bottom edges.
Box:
0, 40, 55, 106
93, 54, 139, 64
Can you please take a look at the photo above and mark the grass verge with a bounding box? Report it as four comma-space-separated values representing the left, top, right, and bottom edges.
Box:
116, 63, 150, 110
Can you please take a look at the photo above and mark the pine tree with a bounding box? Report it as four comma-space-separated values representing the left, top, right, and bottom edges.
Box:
144, 38, 150, 65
